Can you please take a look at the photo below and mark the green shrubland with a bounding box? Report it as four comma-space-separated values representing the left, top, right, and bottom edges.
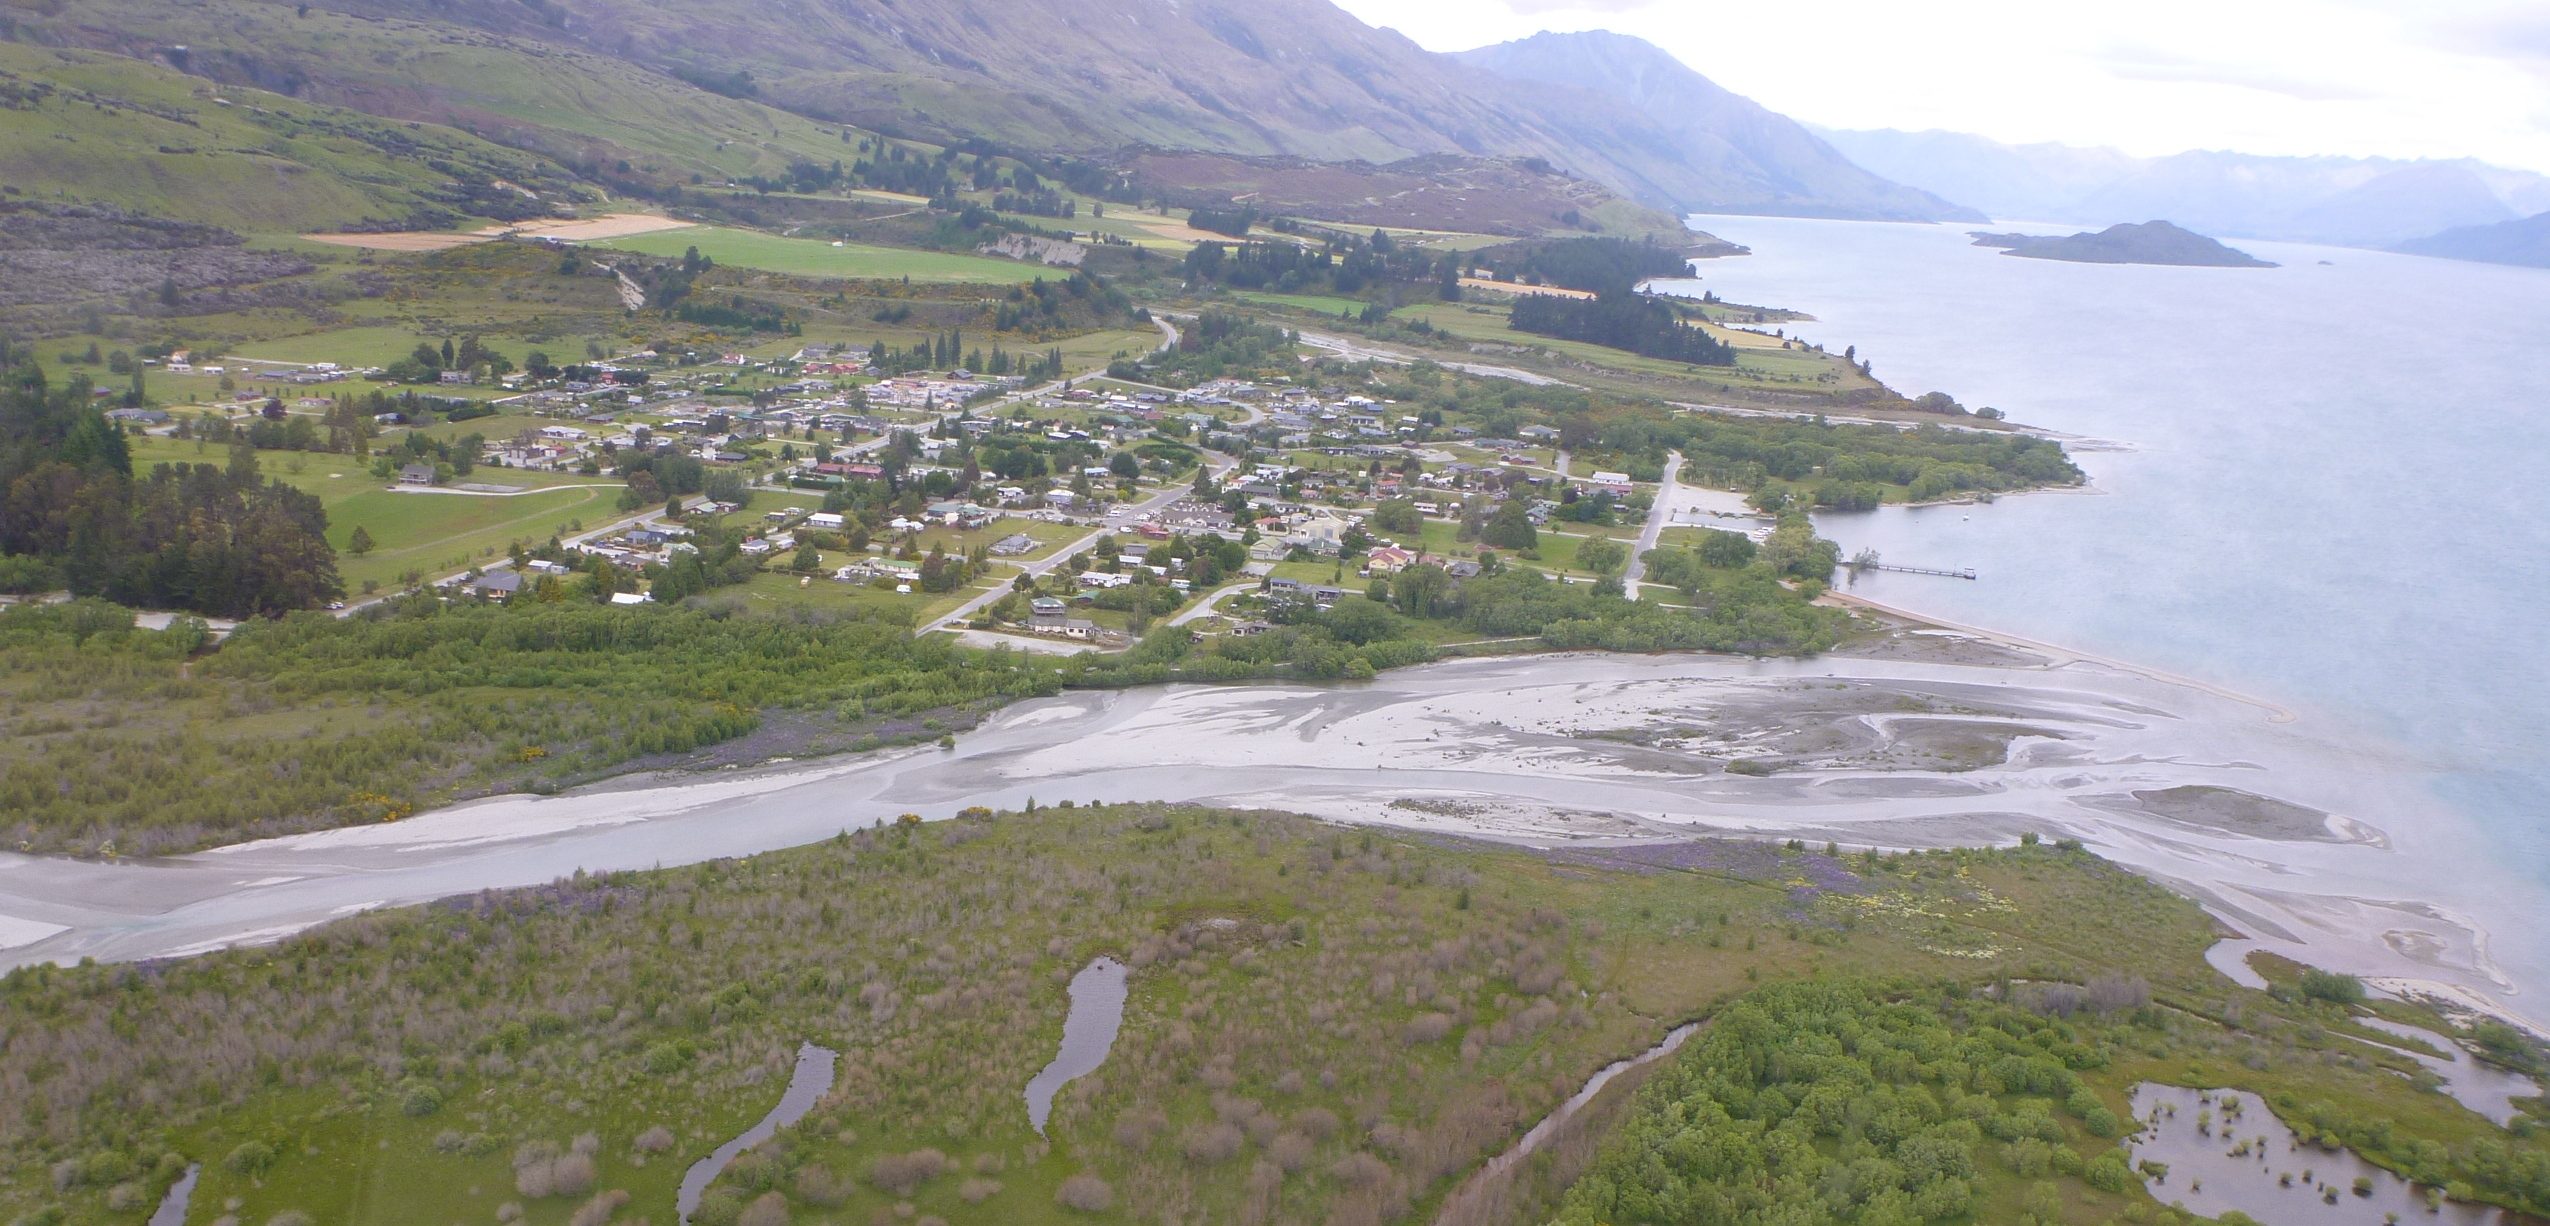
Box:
15, 808, 2536, 1226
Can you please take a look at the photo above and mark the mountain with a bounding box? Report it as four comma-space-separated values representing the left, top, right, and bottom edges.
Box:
1453, 32, 1981, 223
2394, 211, 2550, 269
4, 0, 1959, 225
1970, 222, 2274, 268
1812, 126, 2550, 248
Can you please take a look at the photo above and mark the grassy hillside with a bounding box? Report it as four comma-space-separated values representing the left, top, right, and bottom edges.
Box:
0, 43, 584, 233
7, 0, 877, 209
4, 806, 2541, 1226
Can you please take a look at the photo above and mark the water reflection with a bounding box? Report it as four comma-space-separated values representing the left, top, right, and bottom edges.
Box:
1024, 957, 1129, 1135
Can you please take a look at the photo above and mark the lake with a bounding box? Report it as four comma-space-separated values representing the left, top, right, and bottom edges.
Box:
1660, 216, 2550, 1023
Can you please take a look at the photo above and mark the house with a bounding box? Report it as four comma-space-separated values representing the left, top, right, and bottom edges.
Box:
1045, 489, 1078, 510
1586, 471, 1635, 496
398, 464, 436, 486
1365, 546, 1416, 574
1228, 619, 1275, 637
1078, 571, 1132, 589
806, 512, 846, 530
1445, 560, 1483, 578
608, 591, 651, 605
1518, 424, 1560, 441
104, 407, 170, 425
474, 570, 523, 600
1029, 596, 1068, 628
990, 533, 1038, 556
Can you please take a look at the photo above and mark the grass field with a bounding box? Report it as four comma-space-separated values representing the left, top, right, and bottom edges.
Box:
589, 227, 1048, 284
328, 486, 614, 589
1388, 301, 1875, 399
1233, 291, 1372, 317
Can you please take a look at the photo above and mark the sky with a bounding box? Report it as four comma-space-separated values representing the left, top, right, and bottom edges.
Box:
1328, 0, 2550, 173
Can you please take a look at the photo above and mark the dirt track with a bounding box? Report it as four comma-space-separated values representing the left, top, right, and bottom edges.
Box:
300, 212, 693, 251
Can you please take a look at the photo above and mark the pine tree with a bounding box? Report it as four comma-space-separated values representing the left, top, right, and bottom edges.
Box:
348, 526, 376, 555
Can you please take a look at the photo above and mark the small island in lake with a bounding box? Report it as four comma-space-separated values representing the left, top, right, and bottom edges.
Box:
1970, 220, 2276, 267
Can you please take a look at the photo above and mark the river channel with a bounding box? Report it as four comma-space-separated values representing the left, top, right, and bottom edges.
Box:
675, 1042, 838, 1225
0, 648, 2534, 1026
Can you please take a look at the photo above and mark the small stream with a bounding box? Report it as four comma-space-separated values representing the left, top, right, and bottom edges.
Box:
147, 1164, 198, 1226
676, 1043, 838, 1226
2352, 1016, 2542, 1127
1431, 1021, 1704, 1224
2125, 1084, 2526, 1226
1023, 957, 1129, 1135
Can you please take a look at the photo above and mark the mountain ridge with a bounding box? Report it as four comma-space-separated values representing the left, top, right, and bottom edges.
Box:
3, 0, 1961, 226
1812, 125, 2550, 248
1453, 32, 1983, 223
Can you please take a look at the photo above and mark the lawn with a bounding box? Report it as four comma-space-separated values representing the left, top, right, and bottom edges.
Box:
329, 486, 615, 590
586, 227, 1048, 284
1232, 290, 1372, 317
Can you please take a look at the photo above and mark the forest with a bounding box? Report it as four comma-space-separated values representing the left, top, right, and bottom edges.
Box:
1470, 236, 1695, 294
0, 360, 341, 616
1508, 292, 1736, 366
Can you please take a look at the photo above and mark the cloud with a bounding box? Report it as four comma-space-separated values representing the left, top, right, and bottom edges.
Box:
2090, 45, 2380, 102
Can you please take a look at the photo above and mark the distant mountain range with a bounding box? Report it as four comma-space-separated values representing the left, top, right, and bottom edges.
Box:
1811, 126, 2550, 250
2393, 211, 2550, 269
4, 0, 1971, 228
1452, 33, 1980, 223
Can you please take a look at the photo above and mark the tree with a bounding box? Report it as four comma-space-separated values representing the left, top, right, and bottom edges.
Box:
1698, 528, 1756, 569
1573, 536, 1625, 575
1370, 498, 1422, 534
348, 525, 375, 555
1481, 499, 1537, 551
791, 542, 823, 573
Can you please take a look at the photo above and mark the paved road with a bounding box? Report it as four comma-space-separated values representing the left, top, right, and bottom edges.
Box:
1622, 450, 1682, 595
1168, 581, 1258, 627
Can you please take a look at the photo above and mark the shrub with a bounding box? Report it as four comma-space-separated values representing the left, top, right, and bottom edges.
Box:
401, 1082, 443, 1116
1184, 1122, 1244, 1164
1332, 1152, 1392, 1187
267, 1213, 313, 1226
1291, 1107, 1340, 1139
735, 1192, 789, 1226
958, 1178, 1002, 1203
632, 1126, 675, 1154
691, 1190, 742, 1226
1403, 1012, 1454, 1044
2300, 968, 2366, 1006
795, 1163, 853, 1206
566, 1190, 629, 1226
2085, 1152, 2137, 1193
1269, 1132, 1315, 1172
642, 1042, 694, 1074
1055, 1173, 1115, 1212
222, 1142, 276, 1177
868, 1148, 947, 1196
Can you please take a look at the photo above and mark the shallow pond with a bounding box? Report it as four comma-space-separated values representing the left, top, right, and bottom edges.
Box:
2125, 1083, 2523, 1226
1024, 957, 1128, 1135
676, 1042, 838, 1225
